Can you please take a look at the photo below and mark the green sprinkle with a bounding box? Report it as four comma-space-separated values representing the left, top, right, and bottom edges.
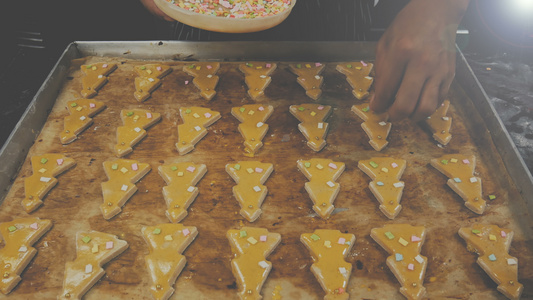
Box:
472, 229, 481, 234
304, 162, 311, 168
188, 64, 195, 69
126, 111, 134, 117
239, 107, 246, 113
140, 66, 146, 70
111, 164, 118, 170
82, 236, 91, 243
246, 63, 253, 67
441, 159, 449, 165
240, 230, 247, 238
296, 64, 302, 69
310, 234, 320, 241
384, 232, 395, 240
362, 106, 370, 112
185, 109, 192, 114
153, 228, 161, 235
86, 65, 92, 69
171, 166, 178, 171
347, 64, 352, 68
369, 161, 378, 168
488, 195, 496, 200
298, 107, 305, 111
70, 103, 78, 107
40, 158, 48, 164
8, 226, 17, 232
234, 164, 241, 171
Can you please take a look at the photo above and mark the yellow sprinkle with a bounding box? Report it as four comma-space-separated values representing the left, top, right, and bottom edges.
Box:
120, 167, 128, 174
196, 66, 201, 70
91, 244, 99, 253
38, 168, 47, 173
164, 235, 173, 241
450, 158, 458, 163
305, 64, 311, 68
489, 234, 497, 241
324, 240, 332, 248
248, 110, 255, 115
310, 111, 317, 116
247, 237, 258, 245
381, 167, 389, 173
256, 66, 263, 69
146, 69, 153, 75
247, 168, 254, 174
398, 237, 408, 246
316, 164, 324, 170
193, 113, 200, 119
76, 106, 83, 111
177, 172, 184, 177
92, 66, 97, 71
355, 67, 362, 70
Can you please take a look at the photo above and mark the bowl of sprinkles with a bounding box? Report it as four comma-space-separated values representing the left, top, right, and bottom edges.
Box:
153, 0, 296, 33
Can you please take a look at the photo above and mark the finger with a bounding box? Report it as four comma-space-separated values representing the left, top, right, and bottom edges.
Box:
410, 77, 440, 122
438, 67, 454, 105
387, 63, 428, 122
370, 48, 407, 114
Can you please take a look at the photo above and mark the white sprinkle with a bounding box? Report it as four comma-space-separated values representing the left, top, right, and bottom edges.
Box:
80, 116, 86, 121
442, 117, 449, 121
148, 78, 155, 82
260, 75, 267, 79
134, 127, 141, 133
258, 261, 269, 269
338, 267, 348, 275
507, 258, 517, 265
256, 122, 264, 128
18, 246, 28, 253
378, 121, 387, 126
121, 184, 128, 191
207, 74, 213, 78
314, 75, 321, 80
85, 264, 93, 273
470, 177, 478, 183
326, 181, 335, 187
194, 126, 202, 132
415, 255, 424, 264
40, 177, 51, 183
393, 182, 404, 188
253, 186, 261, 192
187, 186, 195, 193
365, 76, 373, 80
98, 75, 103, 79
317, 122, 324, 129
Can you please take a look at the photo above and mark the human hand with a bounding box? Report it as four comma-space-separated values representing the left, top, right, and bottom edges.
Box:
370, 0, 470, 122
140, 0, 175, 22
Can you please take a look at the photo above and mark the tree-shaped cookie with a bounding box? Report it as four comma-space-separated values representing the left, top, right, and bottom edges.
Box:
134, 64, 172, 102
336, 61, 374, 100
430, 154, 485, 214
297, 158, 345, 219
58, 231, 128, 300
352, 102, 391, 151
288, 63, 325, 100
183, 63, 220, 101
115, 109, 161, 157
458, 224, 523, 300
301, 229, 355, 300
358, 157, 407, 219
424, 100, 452, 145
371, 224, 427, 300
239, 62, 277, 100
80, 63, 117, 98
176, 107, 221, 155
61, 99, 106, 144
231, 104, 274, 155
289, 104, 332, 152
142, 223, 198, 300
226, 161, 274, 222
0, 218, 52, 294
158, 162, 207, 223
22, 154, 76, 213
227, 227, 281, 300
101, 159, 151, 220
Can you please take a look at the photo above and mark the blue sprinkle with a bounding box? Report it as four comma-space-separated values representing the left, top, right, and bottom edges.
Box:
488, 254, 497, 261
454, 178, 462, 183
395, 253, 403, 261
376, 181, 385, 186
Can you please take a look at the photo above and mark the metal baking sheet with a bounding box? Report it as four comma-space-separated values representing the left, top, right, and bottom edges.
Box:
0, 41, 532, 299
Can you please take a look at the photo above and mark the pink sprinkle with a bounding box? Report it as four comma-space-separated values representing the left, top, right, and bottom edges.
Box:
463, 159, 470, 164
266, 63, 272, 68
182, 228, 190, 236
204, 113, 212, 118
207, 65, 212, 69
258, 106, 265, 111
411, 235, 421, 242
186, 166, 196, 172
328, 163, 337, 169
338, 288, 345, 294
102, 64, 108, 68
337, 237, 346, 245
185, 80, 189, 85
146, 112, 152, 119
56, 159, 64, 166
407, 264, 415, 270
501, 231, 507, 238
360, 60, 368, 67
317, 105, 324, 110
106, 241, 114, 249
132, 163, 138, 171
259, 235, 267, 242
255, 167, 263, 173
30, 223, 39, 230
315, 62, 322, 67
89, 103, 96, 108
156, 66, 162, 71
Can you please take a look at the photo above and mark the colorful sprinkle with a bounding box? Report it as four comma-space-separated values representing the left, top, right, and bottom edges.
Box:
247, 237, 258, 245
240, 230, 247, 238
411, 235, 422, 242
8, 226, 17, 232
395, 253, 403, 261
40, 158, 48, 164
260, 235, 267, 242
385, 232, 395, 240
398, 238, 409, 246
415, 255, 424, 264
489, 195, 496, 200
153, 228, 162, 235
56, 159, 64, 166
106, 241, 114, 249
234, 164, 241, 171
182, 228, 190, 236
310, 234, 320, 241
488, 254, 497, 261
82, 236, 92, 243
186, 166, 196, 172
407, 263, 415, 271
369, 161, 378, 168
30, 223, 39, 230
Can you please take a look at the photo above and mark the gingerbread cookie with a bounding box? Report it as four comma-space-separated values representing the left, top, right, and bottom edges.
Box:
58, 231, 128, 300
289, 104, 332, 152
371, 224, 427, 300
158, 162, 207, 223
288, 63, 325, 100
133, 64, 172, 102
80, 63, 117, 98
297, 158, 345, 219
226, 161, 274, 222
336, 61, 374, 100
231, 104, 274, 156
358, 157, 406, 219
301, 229, 355, 300
60, 99, 106, 144
458, 225, 523, 300
227, 227, 281, 300
101, 159, 151, 220
22, 154, 76, 213
142, 223, 198, 300
176, 107, 221, 155
183, 63, 220, 101
0, 218, 52, 294
430, 154, 485, 214
115, 109, 161, 157
239, 62, 277, 100
352, 102, 391, 151
424, 100, 452, 145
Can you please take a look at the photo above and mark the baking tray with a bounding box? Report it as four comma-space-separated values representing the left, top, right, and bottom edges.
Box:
0, 41, 532, 299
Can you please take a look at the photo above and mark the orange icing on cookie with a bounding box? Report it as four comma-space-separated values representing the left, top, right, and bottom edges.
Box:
425, 100, 452, 145
297, 158, 345, 219
301, 229, 355, 300
22, 154, 76, 213
227, 227, 281, 300
61, 99, 106, 144
115, 109, 161, 157
183, 63, 220, 101
133, 64, 172, 102
288, 63, 325, 100
101, 159, 151, 220
226, 161, 274, 222
430, 154, 485, 214
289, 104, 332, 152
142, 223, 198, 300
358, 157, 406, 219
351, 103, 391, 151
371, 224, 427, 300
158, 162, 207, 223
58, 231, 128, 300
231, 104, 274, 155
176, 107, 221, 155
336, 61, 374, 100
80, 63, 117, 98
458, 225, 523, 300
0, 218, 52, 294
239, 62, 277, 100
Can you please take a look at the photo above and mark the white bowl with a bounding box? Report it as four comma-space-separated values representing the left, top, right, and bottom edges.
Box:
153, 0, 297, 33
